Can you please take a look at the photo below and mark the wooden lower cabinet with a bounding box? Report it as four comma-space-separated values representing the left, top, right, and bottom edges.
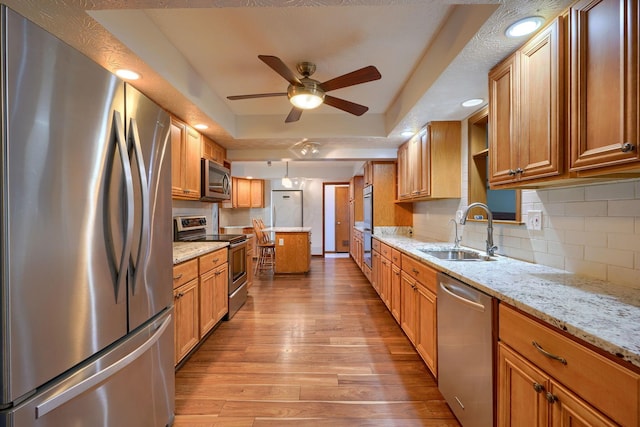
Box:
173, 278, 199, 365
390, 263, 401, 323
371, 250, 381, 295
199, 263, 228, 337
379, 254, 392, 309
274, 231, 311, 273
498, 303, 639, 426
498, 343, 618, 427
173, 248, 229, 366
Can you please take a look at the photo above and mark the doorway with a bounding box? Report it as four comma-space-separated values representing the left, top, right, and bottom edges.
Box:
323, 183, 349, 256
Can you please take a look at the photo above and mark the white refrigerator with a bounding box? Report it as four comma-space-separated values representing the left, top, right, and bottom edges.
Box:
271, 190, 303, 227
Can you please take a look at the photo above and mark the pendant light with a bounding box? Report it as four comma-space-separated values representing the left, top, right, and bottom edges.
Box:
281, 161, 292, 188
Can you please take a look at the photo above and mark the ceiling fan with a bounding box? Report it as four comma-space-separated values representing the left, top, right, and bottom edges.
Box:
227, 55, 382, 123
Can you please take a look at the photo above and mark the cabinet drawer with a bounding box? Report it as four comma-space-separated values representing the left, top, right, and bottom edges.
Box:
372, 238, 381, 252
499, 304, 639, 427
391, 248, 402, 265
199, 248, 228, 274
173, 259, 198, 289
401, 254, 437, 294
380, 242, 392, 259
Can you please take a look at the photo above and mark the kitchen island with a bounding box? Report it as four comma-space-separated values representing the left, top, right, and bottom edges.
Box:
262, 227, 312, 273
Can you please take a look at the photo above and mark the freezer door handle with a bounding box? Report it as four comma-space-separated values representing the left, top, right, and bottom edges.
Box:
35, 313, 172, 418
128, 117, 150, 295
113, 111, 134, 302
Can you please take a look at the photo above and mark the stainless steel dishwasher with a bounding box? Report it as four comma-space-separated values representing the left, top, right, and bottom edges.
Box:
437, 272, 495, 427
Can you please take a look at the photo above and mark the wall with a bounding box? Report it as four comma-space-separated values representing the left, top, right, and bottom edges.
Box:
413, 119, 640, 289
219, 161, 361, 256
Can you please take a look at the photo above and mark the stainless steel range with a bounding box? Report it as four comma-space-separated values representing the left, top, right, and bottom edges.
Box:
174, 215, 248, 319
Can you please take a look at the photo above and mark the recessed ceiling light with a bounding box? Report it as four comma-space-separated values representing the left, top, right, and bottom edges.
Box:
462, 98, 484, 108
115, 69, 141, 80
194, 124, 208, 130
505, 16, 545, 38
401, 130, 414, 138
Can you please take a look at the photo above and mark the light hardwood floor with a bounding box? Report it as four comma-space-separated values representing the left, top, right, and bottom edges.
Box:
174, 257, 460, 427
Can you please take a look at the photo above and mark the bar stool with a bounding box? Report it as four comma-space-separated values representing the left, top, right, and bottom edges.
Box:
252, 219, 275, 275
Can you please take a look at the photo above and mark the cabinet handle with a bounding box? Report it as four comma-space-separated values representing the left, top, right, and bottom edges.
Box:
173, 273, 183, 281
621, 142, 636, 152
532, 383, 544, 393
532, 341, 567, 365
515, 167, 524, 174
212, 258, 219, 263
508, 169, 517, 176
412, 268, 419, 275
545, 392, 558, 404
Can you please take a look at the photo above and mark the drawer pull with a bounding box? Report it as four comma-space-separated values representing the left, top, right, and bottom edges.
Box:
173, 273, 183, 281
532, 341, 567, 365
212, 258, 219, 263
621, 142, 635, 152
533, 382, 544, 393
412, 268, 419, 275
545, 392, 558, 404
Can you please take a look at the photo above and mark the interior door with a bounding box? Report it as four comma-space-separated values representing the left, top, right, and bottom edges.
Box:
334, 186, 350, 252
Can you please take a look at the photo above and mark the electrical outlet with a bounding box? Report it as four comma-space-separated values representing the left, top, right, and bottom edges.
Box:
278, 238, 284, 246
528, 210, 542, 231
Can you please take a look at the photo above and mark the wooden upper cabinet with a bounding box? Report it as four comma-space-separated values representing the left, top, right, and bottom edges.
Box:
490, 17, 565, 187
570, 0, 640, 174
224, 177, 264, 208
201, 134, 226, 165
397, 121, 460, 200
171, 117, 201, 200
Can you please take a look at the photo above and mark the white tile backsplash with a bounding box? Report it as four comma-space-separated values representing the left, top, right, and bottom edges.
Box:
413, 178, 640, 289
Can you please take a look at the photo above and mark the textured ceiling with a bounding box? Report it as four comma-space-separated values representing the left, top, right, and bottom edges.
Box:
4, 0, 575, 162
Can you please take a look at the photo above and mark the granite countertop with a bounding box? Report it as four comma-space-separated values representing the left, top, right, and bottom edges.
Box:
374, 234, 640, 369
173, 241, 229, 264
262, 227, 312, 232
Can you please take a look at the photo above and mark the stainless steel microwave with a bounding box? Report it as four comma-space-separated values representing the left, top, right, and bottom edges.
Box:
201, 159, 231, 201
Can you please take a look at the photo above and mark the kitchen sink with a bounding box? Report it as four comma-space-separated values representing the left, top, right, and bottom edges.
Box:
419, 248, 494, 261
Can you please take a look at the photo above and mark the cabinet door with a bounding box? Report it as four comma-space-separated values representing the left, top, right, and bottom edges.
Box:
174, 279, 199, 365
379, 256, 392, 309
199, 269, 217, 336
416, 284, 437, 377
184, 126, 201, 197
417, 130, 430, 196
371, 250, 381, 294
549, 381, 617, 427
391, 264, 401, 323
235, 178, 251, 208
397, 143, 410, 199
250, 179, 264, 208
519, 18, 564, 181
498, 343, 549, 427
170, 120, 185, 196
489, 53, 520, 185
213, 264, 229, 323
570, 0, 640, 172
400, 272, 417, 345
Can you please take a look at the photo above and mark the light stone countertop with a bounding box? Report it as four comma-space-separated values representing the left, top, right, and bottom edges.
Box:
173, 241, 229, 264
374, 234, 640, 369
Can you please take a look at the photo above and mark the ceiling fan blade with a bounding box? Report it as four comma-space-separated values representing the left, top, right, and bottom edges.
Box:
285, 107, 303, 123
227, 92, 287, 100
319, 66, 381, 92
323, 95, 369, 116
258, 55, 302, 86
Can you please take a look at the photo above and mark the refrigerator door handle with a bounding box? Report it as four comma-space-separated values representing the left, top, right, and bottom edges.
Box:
128, 117, 150, 295
35, 313, 172, 418
113, 111, 134, 302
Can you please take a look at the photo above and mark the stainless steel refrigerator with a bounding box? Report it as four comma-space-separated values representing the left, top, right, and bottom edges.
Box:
271, 190, 303, 227
0, 6, 174, 426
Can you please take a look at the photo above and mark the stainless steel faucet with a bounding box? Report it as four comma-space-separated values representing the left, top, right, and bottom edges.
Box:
449, 218, 462, 249
459, 202, 498, 256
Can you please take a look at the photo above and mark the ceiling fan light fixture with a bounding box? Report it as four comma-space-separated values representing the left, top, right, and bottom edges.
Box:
288, 82, 325, 110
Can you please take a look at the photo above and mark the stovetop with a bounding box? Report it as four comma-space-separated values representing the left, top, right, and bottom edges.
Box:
174, 215, 246, 243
